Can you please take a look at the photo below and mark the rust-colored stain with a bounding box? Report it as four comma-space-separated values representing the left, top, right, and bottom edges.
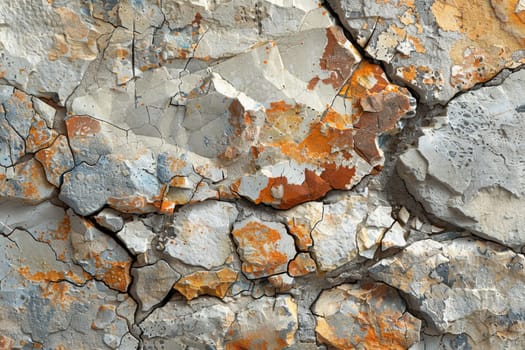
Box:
225, 331, 289, 350
319, 27, 358, 89
286, 220, 313, 251
288, 253, 317, 277
66, 115, 101, 137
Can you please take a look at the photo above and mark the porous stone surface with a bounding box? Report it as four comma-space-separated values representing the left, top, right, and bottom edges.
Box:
0, 0, 523, 348
398, 69, 525, 248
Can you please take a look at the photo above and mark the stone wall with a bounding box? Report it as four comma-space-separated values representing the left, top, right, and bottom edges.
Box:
0, 0, 523, 349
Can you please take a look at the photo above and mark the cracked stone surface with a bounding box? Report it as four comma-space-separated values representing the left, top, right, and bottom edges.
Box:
330, 0, 525, 104
371, 238, 525, 349
0, 0, 523, 348
313, 282, 421, 349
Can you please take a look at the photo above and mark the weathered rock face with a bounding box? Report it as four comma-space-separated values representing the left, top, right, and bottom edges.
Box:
313, 282, 421, 349
371, 238, 525, 349
330, 0, 525, 104
1, 0, 523, 348
398, 69, 525, 248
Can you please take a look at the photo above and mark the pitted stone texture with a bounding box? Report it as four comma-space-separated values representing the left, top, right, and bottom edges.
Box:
174, 268, 238, 301
131, 260, 180, 312
398, 69, 525, 248
329, 0, 525, 104
0, 230, 136, 349
313, 283, 421, 349
232, 217, 296, 279
163, 200, 238, 269
370, 238, 525, 348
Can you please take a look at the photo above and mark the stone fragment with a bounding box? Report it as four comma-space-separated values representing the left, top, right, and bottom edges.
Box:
224, 295, 299, 349
398, 69, 525, 248
232, 217, 296, 279
0, 158, 55, 204
60, 150, 163, 216
370, 238, 525, 348
281, 201, 324, 251
117, 220, 156, 255
174, 268, 238, 301
69, 210, 132, 292
288, 253, 317, 277
163, 200, 238, 269
94, 208, 124, 232
131, 260, 180, 312
329, 0, 525, 104
311, 193, 368, 271
313, 283, 421, 349
141, 297, 236, 349
381, 222, 408, 251
267, 273, 295, 292
357, 205, 395, 258
34, 135, 75, 187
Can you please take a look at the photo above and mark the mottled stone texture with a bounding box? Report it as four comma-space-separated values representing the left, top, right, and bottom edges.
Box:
0, 0, 523, 349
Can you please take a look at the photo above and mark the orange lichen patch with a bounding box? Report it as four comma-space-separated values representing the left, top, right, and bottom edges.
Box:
288, 253, 317, 277
107, 194, 161, 214
225, 331, 290, 350
48, 7, 100, 61
319, 27, 360, 89
315, 283, 420, 350
66, 115, 101, 137
174, 267, 238, 300
53, 216, 71, 241
286, 220, 313, 251
41, 282, 78, 307
99, 260, 131, 292
18, 266, 87, 285
26, 119, 59, 153
432, 0, 524, 88
0, 158, 55, 203
398, 65, 418, 82
232, 220, 293, 278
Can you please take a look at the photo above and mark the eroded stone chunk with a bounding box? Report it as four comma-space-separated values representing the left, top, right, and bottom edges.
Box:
224, 295, 299, 349
311, 193, 368, 271
313, 282, 421, 350
0, 158, 55, 204
94, 208, 125, 232
117, 219, 156, 255
163, 200, 238, 269
370, 238, 525, 348
232, 216, 296, 279
141, 297, 236, 349
131, 260, 180, 312
329, 0, 525, 104
35, 135, 75, 187
398, 69, 525, 248
174, 268, 238, 301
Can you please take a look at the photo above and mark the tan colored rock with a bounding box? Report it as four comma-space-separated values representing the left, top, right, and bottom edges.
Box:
288, 253, 317, 277
175, 268, 238, 301
313, 282, 421, 349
